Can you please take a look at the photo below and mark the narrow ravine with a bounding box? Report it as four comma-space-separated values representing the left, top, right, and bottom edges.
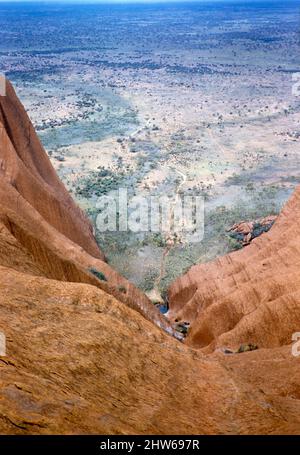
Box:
152, 166, 188, 303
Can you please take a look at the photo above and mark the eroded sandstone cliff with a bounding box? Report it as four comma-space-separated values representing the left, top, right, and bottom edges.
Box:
168, 186, 300, 354
0, 80, 299, 434
0, 80, 172, 335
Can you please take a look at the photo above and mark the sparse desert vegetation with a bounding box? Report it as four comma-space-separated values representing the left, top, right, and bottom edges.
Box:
2, 1, 299, 300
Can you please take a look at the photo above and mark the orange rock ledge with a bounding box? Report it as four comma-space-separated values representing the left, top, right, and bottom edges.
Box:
0, 80, 300, 435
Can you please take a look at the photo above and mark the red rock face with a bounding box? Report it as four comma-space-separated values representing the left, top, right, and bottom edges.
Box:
0, 80, 173, 335
0, 81, 102, 260
0, 80, 300, 435
168, 185, 300, 354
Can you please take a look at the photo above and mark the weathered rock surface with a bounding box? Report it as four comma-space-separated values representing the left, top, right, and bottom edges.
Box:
1, 80, 300, 434
0, 80, 172, 334
168, 186, 300, 355
227, 215, 277, 246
